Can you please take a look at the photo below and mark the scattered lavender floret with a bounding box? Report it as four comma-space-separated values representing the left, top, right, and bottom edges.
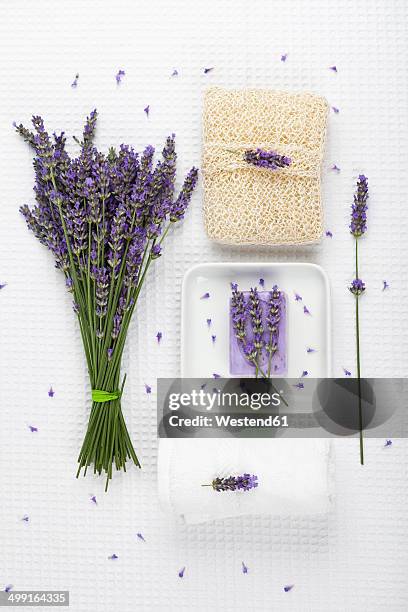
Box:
384, 439, 392, 447
293, 383, 304, 389
171, 69, 179, 77
206, 318, 212, 328
259, 278, 265, 287
350, 175, 368, 236
343, 367, 352, 376
332, 106, 339, 113
90, 495, 97, 505
211, 335, 216, 344
4, 585, 13, 593
108, 554, 118, 560
107, 348, 113, 361
331, 164, 340, 173
382, 280, 389, 291
28, 425, 38, 432
71, 73, 79, 88
0, 282, 7, 289
244, 148, 291, 170
203, 67, 214, 74
115, 69, 125, 84
281, 53, 288, 62
21, 515, 29, 522
144, 105, 150, 117
307, 347, 317, 353
137, 533, 145, 542
145, 384, 152, 394
325, 230, 333, 238
284, 585, 294, 592
242, 561, 249, 574
178, 567, 186, 578
329, 65, 337, 72
301, 370, 309, 377
294, 292, 302, 302
201, 292, 210, 299
48, 387, 54, 397
303, 305, 311, 315
156, 331, 162, 343
212, 373, 221, 379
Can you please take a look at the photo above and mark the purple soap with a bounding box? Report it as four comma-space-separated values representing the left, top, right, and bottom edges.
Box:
229, 290, 287, 376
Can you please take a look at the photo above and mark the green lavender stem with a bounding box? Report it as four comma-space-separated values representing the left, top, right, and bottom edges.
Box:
355, 239, 364, 465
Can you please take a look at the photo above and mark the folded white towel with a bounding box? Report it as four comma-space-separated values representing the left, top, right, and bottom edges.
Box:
158, 438, 333, 524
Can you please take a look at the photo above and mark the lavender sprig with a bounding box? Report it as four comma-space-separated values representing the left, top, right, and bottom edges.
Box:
350, 175, 369, 465
17, 110, 198, 488
202, 474, 258, 492
265, 285, 282, 377
244, 148, 291, 170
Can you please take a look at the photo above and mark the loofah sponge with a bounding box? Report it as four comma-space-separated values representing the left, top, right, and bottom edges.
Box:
202, 87, 329, 245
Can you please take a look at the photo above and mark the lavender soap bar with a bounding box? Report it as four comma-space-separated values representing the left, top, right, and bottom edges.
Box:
229, 287, 287, 376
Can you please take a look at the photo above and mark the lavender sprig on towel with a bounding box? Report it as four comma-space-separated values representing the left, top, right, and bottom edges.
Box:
244, 148, 291, 170
202, 474, 258, 492
349, 175, 369, 465
16, 110, 198, 489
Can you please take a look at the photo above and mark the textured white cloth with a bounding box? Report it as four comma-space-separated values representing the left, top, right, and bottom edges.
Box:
159, 438, 333, 524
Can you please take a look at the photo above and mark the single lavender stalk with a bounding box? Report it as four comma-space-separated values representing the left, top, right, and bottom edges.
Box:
350, 174, 368, 465
17, 111, 198, 489
247, 287, 264, 377
265, 285, 282, 377
202, 474, 258, 491
244, 148, 291, 170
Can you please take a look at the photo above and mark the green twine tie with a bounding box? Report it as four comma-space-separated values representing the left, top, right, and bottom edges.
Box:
92, 389, 121, 403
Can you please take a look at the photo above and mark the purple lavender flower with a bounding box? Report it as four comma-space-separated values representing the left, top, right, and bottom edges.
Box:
301, 370, 309, 377
211, 335, 216, 344
349, 278, 366, 296
384, 439, 392, 447
259, 278, 265, 287
212, 373, 221, 379
0, 282, 7, 289
329, 65, 338, 72
200, 292, 210, 299
242, 562, 249, 574
265, 285, 282, 375
170, 167, 199, 221
303, 305, 311, 315
204, 474, 258, 492
144, 105, 150, 117
307, 347, 316, 353
4, 585, 13, 593
151, 244, 161, 259
325, 230, 333, 238
343, 367, 352, 376
71, 73, 79, 88
244, 148, 291, 170
115, 69, 125, 84
48, 386, 54, 397
293, 383, 304, 389
171, 69, 179, 77
178, 567, 186, 578
145, 384, 152, 394
331, 164, 340, 173
107, 348, 113, 361
136, 532, 145, 542
332, 106, 339, 114
294, 292, 302, 301
28, 425, 38, 432
108, 554, 118, 560
21, 515, 29, 522
281, 53, 288, 62
350, 175, 369, 237
203, 67, 214, 74
382, 280, 389, 291
157, 331, 162, 343
284, 585, 294, 592
206, 318, 212, 328
90, 495, 97, 505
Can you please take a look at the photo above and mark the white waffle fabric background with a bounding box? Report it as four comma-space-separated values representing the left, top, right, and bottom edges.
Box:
0, 1, 407, 611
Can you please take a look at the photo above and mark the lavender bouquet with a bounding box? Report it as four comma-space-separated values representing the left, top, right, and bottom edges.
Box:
16, 110, 198, 488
